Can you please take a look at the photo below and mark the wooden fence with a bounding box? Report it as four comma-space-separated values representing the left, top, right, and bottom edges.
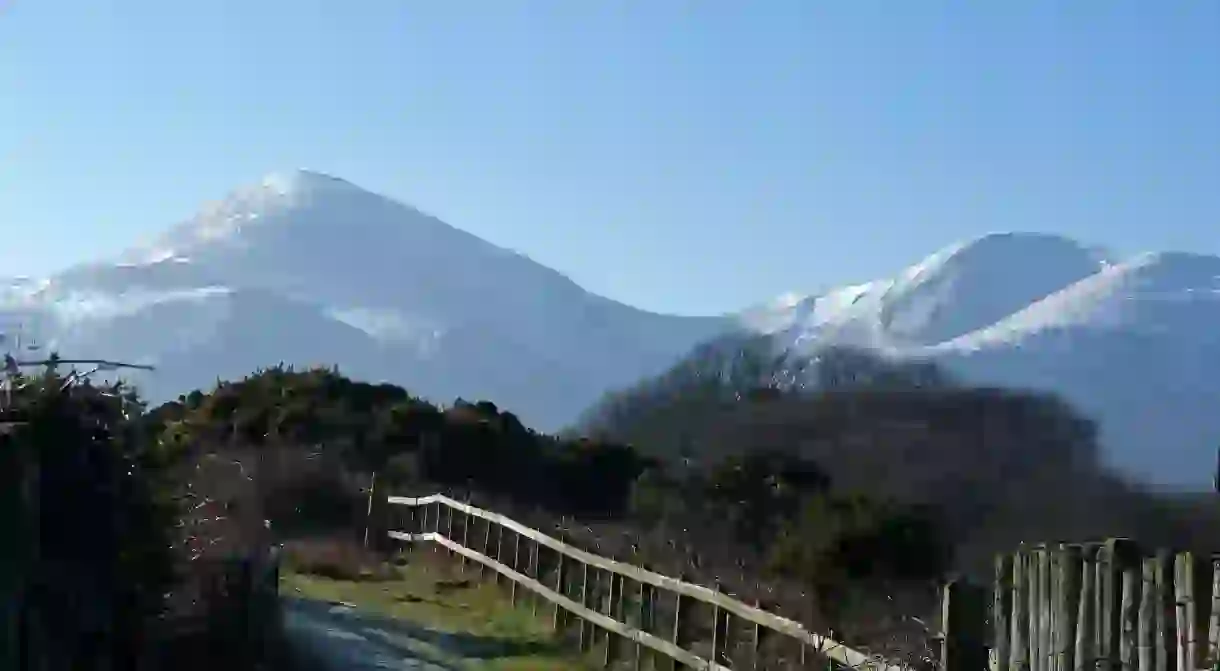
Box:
983, 539, 1220, 671
387, 493, 917, 671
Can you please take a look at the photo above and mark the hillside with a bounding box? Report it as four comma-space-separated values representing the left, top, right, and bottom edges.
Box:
576, 344, 1218, 574
729, 233, 1220, 488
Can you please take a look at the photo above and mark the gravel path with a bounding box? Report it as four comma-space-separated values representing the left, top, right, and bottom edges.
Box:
281, 597, 460, 671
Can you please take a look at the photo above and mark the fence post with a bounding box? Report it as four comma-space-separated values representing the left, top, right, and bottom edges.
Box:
667, 572, 689, 671
1098, 539, 1140, 671
459, 501, 471, 573
529, 540, 541, 617
1207, 556, 1220, 671
578, 563, 592, 653
362, 471, 377, 550
634, 579, 647, 671
1037, 548, 1051, 671
493, 522, 504, 586
750, 598, 763, 671
995, 554, 1013, 671
1139, 557, 1156, 671
1059, 545, 1083, 671
1153, 549, 1177, 671
1075, 545, 1099, 671
510, 532, 521, 607
432, 501, 441, 555
604, 566, 621, 668
1173, 553, 1196, 671
553, 552, 567, 632
940, 578, 988, 671
478, 517, 491, 580
1011, 549, 1031, 671
710, 580, 723, 667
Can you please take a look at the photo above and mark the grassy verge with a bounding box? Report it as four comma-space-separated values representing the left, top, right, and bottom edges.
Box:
281, 543, 593, 670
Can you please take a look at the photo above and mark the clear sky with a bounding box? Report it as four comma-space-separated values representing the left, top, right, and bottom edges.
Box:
1, 1, 1217, 316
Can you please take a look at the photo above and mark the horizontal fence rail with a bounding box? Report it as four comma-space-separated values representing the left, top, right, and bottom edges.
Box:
387, 493, 909, 671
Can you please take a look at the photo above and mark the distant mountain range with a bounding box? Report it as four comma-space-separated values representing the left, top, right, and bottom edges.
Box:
3, 171, 1217, 487
735, 232, 1220, 489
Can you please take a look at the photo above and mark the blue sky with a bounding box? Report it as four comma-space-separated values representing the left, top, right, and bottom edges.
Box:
1, 1, 1216, 315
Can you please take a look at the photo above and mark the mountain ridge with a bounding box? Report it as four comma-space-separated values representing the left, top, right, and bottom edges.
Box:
713, 231, 1220, 488
3, 171, 1217, 487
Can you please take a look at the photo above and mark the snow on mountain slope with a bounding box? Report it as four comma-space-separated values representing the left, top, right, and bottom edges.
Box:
5, 170, 1214, 487
0, 170, 729, 430
743, 233, 1220, 488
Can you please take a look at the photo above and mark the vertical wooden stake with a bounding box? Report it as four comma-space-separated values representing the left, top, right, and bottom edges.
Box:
433, 500, 441, 533
994, 553, 1014, 671
362, 472, 377, 549
530, 541, 540, 617
553, 553, 567, 632
1051, 546, 1063, 671
1011, 550, 1030, 671
493, 523, 504, 586
1207, 557, 1220, 671
1119, 558, 1139, 671
668, 573, 688, 671
940, 579, 988, 671
633, 580, 646, 671
710, 581, 723, 667
1076, 547, 1096, 671
1031, 549, 1044, 671
1099, 540, 1140, 671
604, 569, 621, 668
1153, 550, 1176, 671
510, 532, 521, 607
750, 599, 762, 671
459, 506, 470, 572
1174, 553, 1196, 671
1139, 558, 1156, 671
1058, 546, 1083, 671
478, 517, 491, 580
578, 563, 591, 653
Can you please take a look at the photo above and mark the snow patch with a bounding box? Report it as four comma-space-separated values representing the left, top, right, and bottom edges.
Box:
325, 306, 444, 354
47, 286, 231, 325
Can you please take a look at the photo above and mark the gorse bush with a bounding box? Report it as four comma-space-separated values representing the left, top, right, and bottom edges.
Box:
0, 368, 176, 670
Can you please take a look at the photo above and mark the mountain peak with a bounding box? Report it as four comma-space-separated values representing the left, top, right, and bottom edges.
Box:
257, 169, 356, 195
931, 232, 1110, 270
241, 169, 362, 203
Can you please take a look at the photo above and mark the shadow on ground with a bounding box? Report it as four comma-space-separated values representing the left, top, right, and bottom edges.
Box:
282, 597, 565, 670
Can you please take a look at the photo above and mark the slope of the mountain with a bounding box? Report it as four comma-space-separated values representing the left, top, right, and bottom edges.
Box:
0, 170, 729, 429
731, 233, 1220, 488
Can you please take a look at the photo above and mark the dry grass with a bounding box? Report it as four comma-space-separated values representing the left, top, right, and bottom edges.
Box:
282, 537, 398, 582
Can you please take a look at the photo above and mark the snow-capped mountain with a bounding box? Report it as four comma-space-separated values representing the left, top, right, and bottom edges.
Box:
0, 170, 729, 429
740, 232, 1220, 489
4, 171, 1215, 488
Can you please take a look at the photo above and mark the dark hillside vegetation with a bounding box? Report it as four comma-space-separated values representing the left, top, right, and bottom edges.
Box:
577, 342, 1220, 573
0, 363, 318, 671
0, 370, 175, 670
121, 344, 1220, 659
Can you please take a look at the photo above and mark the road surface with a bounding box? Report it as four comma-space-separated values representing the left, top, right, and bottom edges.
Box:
281, 597, 459, 670
281, 597, 560, 670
